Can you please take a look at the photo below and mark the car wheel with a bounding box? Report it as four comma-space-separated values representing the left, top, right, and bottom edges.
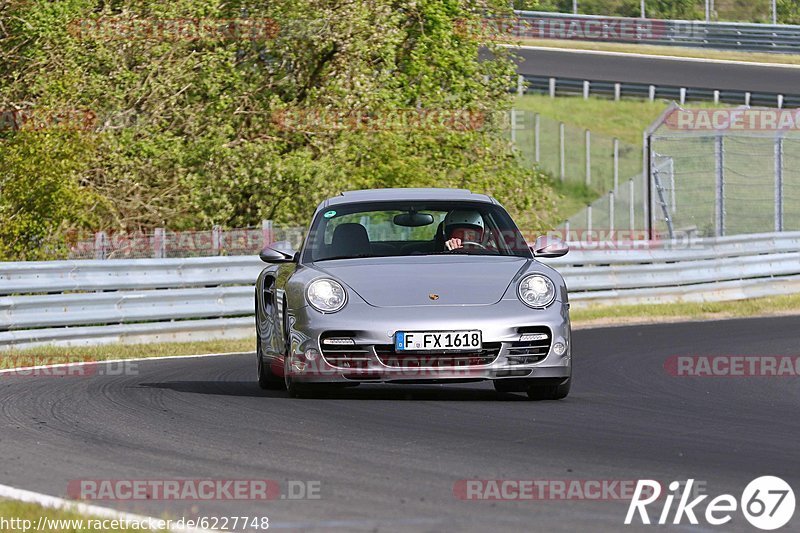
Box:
257, 331, 285, 390
526, 377, 571, 401
283, 351, 308, 398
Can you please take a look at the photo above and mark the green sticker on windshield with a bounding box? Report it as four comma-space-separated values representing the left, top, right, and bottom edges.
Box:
323, 210, 337, 218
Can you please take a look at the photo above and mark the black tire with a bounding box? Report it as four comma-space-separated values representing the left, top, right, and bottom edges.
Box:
526, 377, 571, 401
257, 331, 285, 390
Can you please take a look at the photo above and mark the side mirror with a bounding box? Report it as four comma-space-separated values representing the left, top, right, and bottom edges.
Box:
532, 235, 569, 258
259, 241, 298, 263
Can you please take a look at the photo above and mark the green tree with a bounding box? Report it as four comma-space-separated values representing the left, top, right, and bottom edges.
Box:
0, 0, 558, 259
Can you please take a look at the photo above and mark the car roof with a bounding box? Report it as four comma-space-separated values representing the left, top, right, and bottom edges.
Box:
321, 188, 496, 208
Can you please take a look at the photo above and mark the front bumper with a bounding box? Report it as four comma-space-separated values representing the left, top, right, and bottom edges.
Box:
285, 298, 571, 384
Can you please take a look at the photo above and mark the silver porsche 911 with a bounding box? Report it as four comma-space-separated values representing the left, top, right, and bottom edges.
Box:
255, 188, 572, 399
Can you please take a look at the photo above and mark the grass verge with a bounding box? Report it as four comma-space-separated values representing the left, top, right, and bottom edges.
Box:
0, 500, 137, 532
0, 338, 255, 367
571, 293, 800, 328
514, 39, 800, 66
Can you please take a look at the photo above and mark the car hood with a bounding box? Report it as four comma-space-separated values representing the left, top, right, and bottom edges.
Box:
312, 256, 530, 307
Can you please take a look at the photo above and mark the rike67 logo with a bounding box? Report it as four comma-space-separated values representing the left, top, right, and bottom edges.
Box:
626, 477, 795, 530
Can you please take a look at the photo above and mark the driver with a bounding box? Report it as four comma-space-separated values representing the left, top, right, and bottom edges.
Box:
443, 210, 485, 251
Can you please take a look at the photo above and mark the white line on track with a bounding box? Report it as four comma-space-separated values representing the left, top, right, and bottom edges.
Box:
502, 43, 800, 69
0, 483, 214, 533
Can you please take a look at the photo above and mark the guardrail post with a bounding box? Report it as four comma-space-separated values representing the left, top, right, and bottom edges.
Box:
212, 225, 222, 255
585, 129, 591, 186
715, 134, 725, 237
517, 75, 524, 96
649, 85, 655, 102
777, 94, 784, 109
152, 228, 166, 258
613, 138, 619, 191
713, 90, 720, 105
775, 135, 784, 232
614, 83, 621, 101
745, 92, 751, 106
549, 77, 556, 98
559, 122, 565, 181
262, 219, 274, 247
94, 231, 108, 260
534, 113, 540, 163
583, 80, 590, 100
679, 88, 686, 105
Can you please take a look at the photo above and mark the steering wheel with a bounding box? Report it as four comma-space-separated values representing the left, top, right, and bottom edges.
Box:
445, 241, 487, 252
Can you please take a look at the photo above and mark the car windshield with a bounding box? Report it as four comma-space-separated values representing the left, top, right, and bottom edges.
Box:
303, 200, 532, 262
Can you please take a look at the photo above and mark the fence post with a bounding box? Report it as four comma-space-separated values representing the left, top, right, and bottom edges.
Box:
549, 77, 556, 98
714, 134, 725, 237
629, 178, 635, 231
613, 138, 619, 191
152, 228, 166, 259
94, 231, 108, 260
262, 219, 274, 248
559, 122, 565, 181
510, 108, 517, 144
609, 190, 615, 234
585, 129, 591, 186
775, 135, 784, 232
212, 225, 222, 255
587, 204, 593, 234
534, 113, 540, 163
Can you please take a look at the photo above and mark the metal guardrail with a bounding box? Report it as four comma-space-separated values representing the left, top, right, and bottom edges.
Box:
521, 75, 800, 108
1, 231, 798, 349
513, 11, 800, 53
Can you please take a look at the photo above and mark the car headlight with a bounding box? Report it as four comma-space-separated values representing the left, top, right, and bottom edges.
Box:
518, 274, 556, 308
306, 278, 347, 313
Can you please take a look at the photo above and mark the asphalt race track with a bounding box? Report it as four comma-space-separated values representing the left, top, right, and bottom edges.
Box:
1, 316, 799, 532
513, 47, 800, 95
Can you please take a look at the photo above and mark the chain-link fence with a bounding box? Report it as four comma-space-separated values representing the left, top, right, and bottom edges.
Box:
509, 110, 642, 197
648, 105, 800, 238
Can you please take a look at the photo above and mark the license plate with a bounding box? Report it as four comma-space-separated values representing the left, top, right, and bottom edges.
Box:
395, 331, 482, 352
